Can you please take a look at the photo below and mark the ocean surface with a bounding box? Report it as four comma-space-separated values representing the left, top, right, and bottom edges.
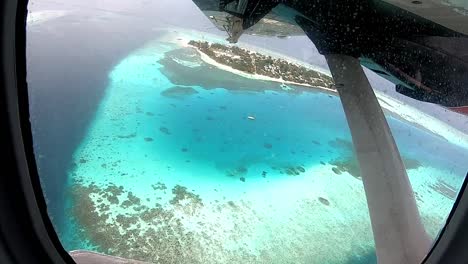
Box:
26, 1, 468, 263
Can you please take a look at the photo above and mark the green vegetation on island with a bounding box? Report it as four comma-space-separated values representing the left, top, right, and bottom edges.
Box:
188, 40, 334, 88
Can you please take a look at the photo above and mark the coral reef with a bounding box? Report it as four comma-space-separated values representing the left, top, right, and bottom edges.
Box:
161, 86, 199, 98
430, 179, 457, 199
159, 127, 171, 135
318, 197, 330, 206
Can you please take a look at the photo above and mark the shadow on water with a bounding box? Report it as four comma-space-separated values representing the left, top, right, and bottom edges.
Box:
27, 14, 157, 233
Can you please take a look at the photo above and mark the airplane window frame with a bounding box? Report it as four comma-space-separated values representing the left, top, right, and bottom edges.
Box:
0, 0, 73, 263
1, 0, 467, 263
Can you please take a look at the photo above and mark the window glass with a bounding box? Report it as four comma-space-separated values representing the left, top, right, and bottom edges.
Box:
27, 0, 468, 263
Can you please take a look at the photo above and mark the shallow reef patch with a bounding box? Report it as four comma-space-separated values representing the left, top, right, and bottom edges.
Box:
161, 85, 199, 98
318, 197, 330, 206
69, 181, 288, 263
271, 165, 307, 176
225, 166, 248, 177
159, 126, 171, 135
430, 179, 457, 200
328, 138, 422, 179
117, 133, 137, 139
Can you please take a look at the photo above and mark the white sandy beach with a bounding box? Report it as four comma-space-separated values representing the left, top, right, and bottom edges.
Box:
194, 48, 334, 92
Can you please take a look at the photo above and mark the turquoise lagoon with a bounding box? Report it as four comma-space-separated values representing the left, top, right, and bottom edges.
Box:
61, 35, 468, 264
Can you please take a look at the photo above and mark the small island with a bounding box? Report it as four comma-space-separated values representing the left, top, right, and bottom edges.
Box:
188, 40, 334, 89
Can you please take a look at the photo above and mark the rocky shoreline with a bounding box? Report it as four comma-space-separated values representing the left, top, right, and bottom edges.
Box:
188, 40, 334, 89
